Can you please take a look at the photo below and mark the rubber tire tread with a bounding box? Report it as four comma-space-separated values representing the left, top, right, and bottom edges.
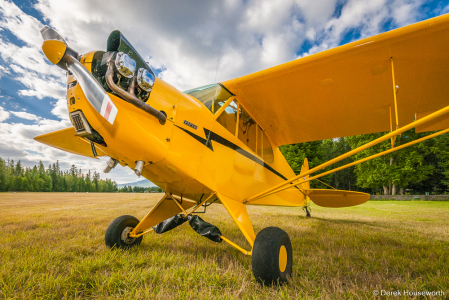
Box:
252, 226, 293, 285
105, 215, 143, 249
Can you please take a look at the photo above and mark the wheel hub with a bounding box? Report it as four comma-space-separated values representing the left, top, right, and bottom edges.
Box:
121, 227, 136, 244
279, 245, 287, 272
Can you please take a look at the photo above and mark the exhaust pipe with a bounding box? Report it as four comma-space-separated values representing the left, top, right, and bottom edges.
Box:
103, 157, 119, 173
105, 62, 166, 125
134, 160, 145, 177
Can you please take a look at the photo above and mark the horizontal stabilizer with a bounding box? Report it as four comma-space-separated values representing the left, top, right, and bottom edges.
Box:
34, 127, 106, 158
305, 189, 369, 208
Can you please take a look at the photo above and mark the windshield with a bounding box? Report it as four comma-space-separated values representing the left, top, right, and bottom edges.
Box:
184, 84, 232, 113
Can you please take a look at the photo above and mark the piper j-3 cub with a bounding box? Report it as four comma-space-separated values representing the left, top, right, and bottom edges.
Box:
36, 14, 449, 285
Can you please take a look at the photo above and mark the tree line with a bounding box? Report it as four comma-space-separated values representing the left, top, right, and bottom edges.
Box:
280, 129, 449, 195
118, 186, 163, 193
0, 157, 116, 192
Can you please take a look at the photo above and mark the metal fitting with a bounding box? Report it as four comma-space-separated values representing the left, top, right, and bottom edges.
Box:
134, 160, 145, 177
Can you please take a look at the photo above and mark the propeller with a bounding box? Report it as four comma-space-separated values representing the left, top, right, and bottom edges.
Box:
40, 26, 118, 125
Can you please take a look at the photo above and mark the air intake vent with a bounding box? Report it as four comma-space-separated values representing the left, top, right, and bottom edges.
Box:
69, 111, 92, 136
72, 114, 85, 132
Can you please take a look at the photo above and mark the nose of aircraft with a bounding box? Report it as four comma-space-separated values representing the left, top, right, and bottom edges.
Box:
42, 39, 67, 65
40, 26, 118, 125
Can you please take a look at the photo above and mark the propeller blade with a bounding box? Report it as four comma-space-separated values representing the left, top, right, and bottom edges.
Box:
65, 55, 118, 125
40, 25, 66, 43
40, 26, 118, 125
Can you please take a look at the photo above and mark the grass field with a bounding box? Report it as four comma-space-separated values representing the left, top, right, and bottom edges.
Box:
0, 193, 448, 299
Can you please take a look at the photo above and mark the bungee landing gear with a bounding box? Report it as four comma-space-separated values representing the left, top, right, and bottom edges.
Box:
104, 193, 294, 286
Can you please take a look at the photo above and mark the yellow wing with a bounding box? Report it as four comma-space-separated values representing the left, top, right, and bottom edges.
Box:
221, 14, 449, 146
34, 127, 106, 158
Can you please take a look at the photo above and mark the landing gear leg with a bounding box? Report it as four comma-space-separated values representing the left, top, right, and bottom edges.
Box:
217, 193, 293, 285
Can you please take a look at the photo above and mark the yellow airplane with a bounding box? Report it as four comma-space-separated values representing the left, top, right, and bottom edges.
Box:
35, 14, 449, 285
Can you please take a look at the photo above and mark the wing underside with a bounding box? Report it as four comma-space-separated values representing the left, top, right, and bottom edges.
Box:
222, 14, 449, 147
34, 127, 106, 158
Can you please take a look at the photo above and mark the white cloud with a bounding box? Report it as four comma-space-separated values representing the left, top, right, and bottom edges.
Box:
0, 0, 43, 48
0, 64, 10, 78
9, 102, 20, 109
298, 0, 425, 57
0, 0, 66, 104
10, 110, 41, 121
50, 98, 69, 120
391, 0, 425, 27
9, 64, 65, 99
0, 38, 64, 78
32, 0, 334, 90
0, 106, 10, 122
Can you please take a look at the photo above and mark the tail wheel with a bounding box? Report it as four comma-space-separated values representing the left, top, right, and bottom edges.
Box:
105, 215, 143, 249
251, 227, 293, 285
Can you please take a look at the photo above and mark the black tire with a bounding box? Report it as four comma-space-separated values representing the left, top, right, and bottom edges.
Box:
252, 227, 293, 285
105, 215, 143, 249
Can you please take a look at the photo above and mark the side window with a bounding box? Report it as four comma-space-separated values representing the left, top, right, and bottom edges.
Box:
215, 98, 274, 164
256, 125, 274, 164
216, 99, 238, 135
237, 105, 256, 153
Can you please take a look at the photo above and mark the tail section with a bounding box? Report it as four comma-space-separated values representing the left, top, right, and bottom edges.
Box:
299, 158, 310, 191
305, 189, 369, 208
299, 158, 369, 208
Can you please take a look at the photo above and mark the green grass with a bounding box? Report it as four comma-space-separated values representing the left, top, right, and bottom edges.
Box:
0, 193, 448, 299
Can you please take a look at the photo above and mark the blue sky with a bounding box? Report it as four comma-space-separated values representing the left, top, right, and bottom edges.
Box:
0, 0, 448, 183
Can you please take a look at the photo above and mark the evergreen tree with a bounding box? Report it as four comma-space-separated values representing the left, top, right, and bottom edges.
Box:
85, 170, 91, 192
92, 171, 99, 192
22, 177, 30, 192
44, 175, 52, 192
8, 176, 15, 191
0, 158, 5, 191
14, 160, 23, 177
38, 161, 45, 177
14, 176, 23, 191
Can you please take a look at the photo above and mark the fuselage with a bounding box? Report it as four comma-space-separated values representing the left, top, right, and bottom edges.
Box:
69, 51, 305, 206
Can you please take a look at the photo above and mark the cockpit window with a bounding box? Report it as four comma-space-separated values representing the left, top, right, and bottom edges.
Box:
184, 84, 232, 114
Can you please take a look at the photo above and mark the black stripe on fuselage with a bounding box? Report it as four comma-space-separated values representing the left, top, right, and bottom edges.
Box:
174, 125, 288, 181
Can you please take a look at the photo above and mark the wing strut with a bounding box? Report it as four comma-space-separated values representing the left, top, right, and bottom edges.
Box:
390, 57, 399, 148
245, 103, 449, 203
